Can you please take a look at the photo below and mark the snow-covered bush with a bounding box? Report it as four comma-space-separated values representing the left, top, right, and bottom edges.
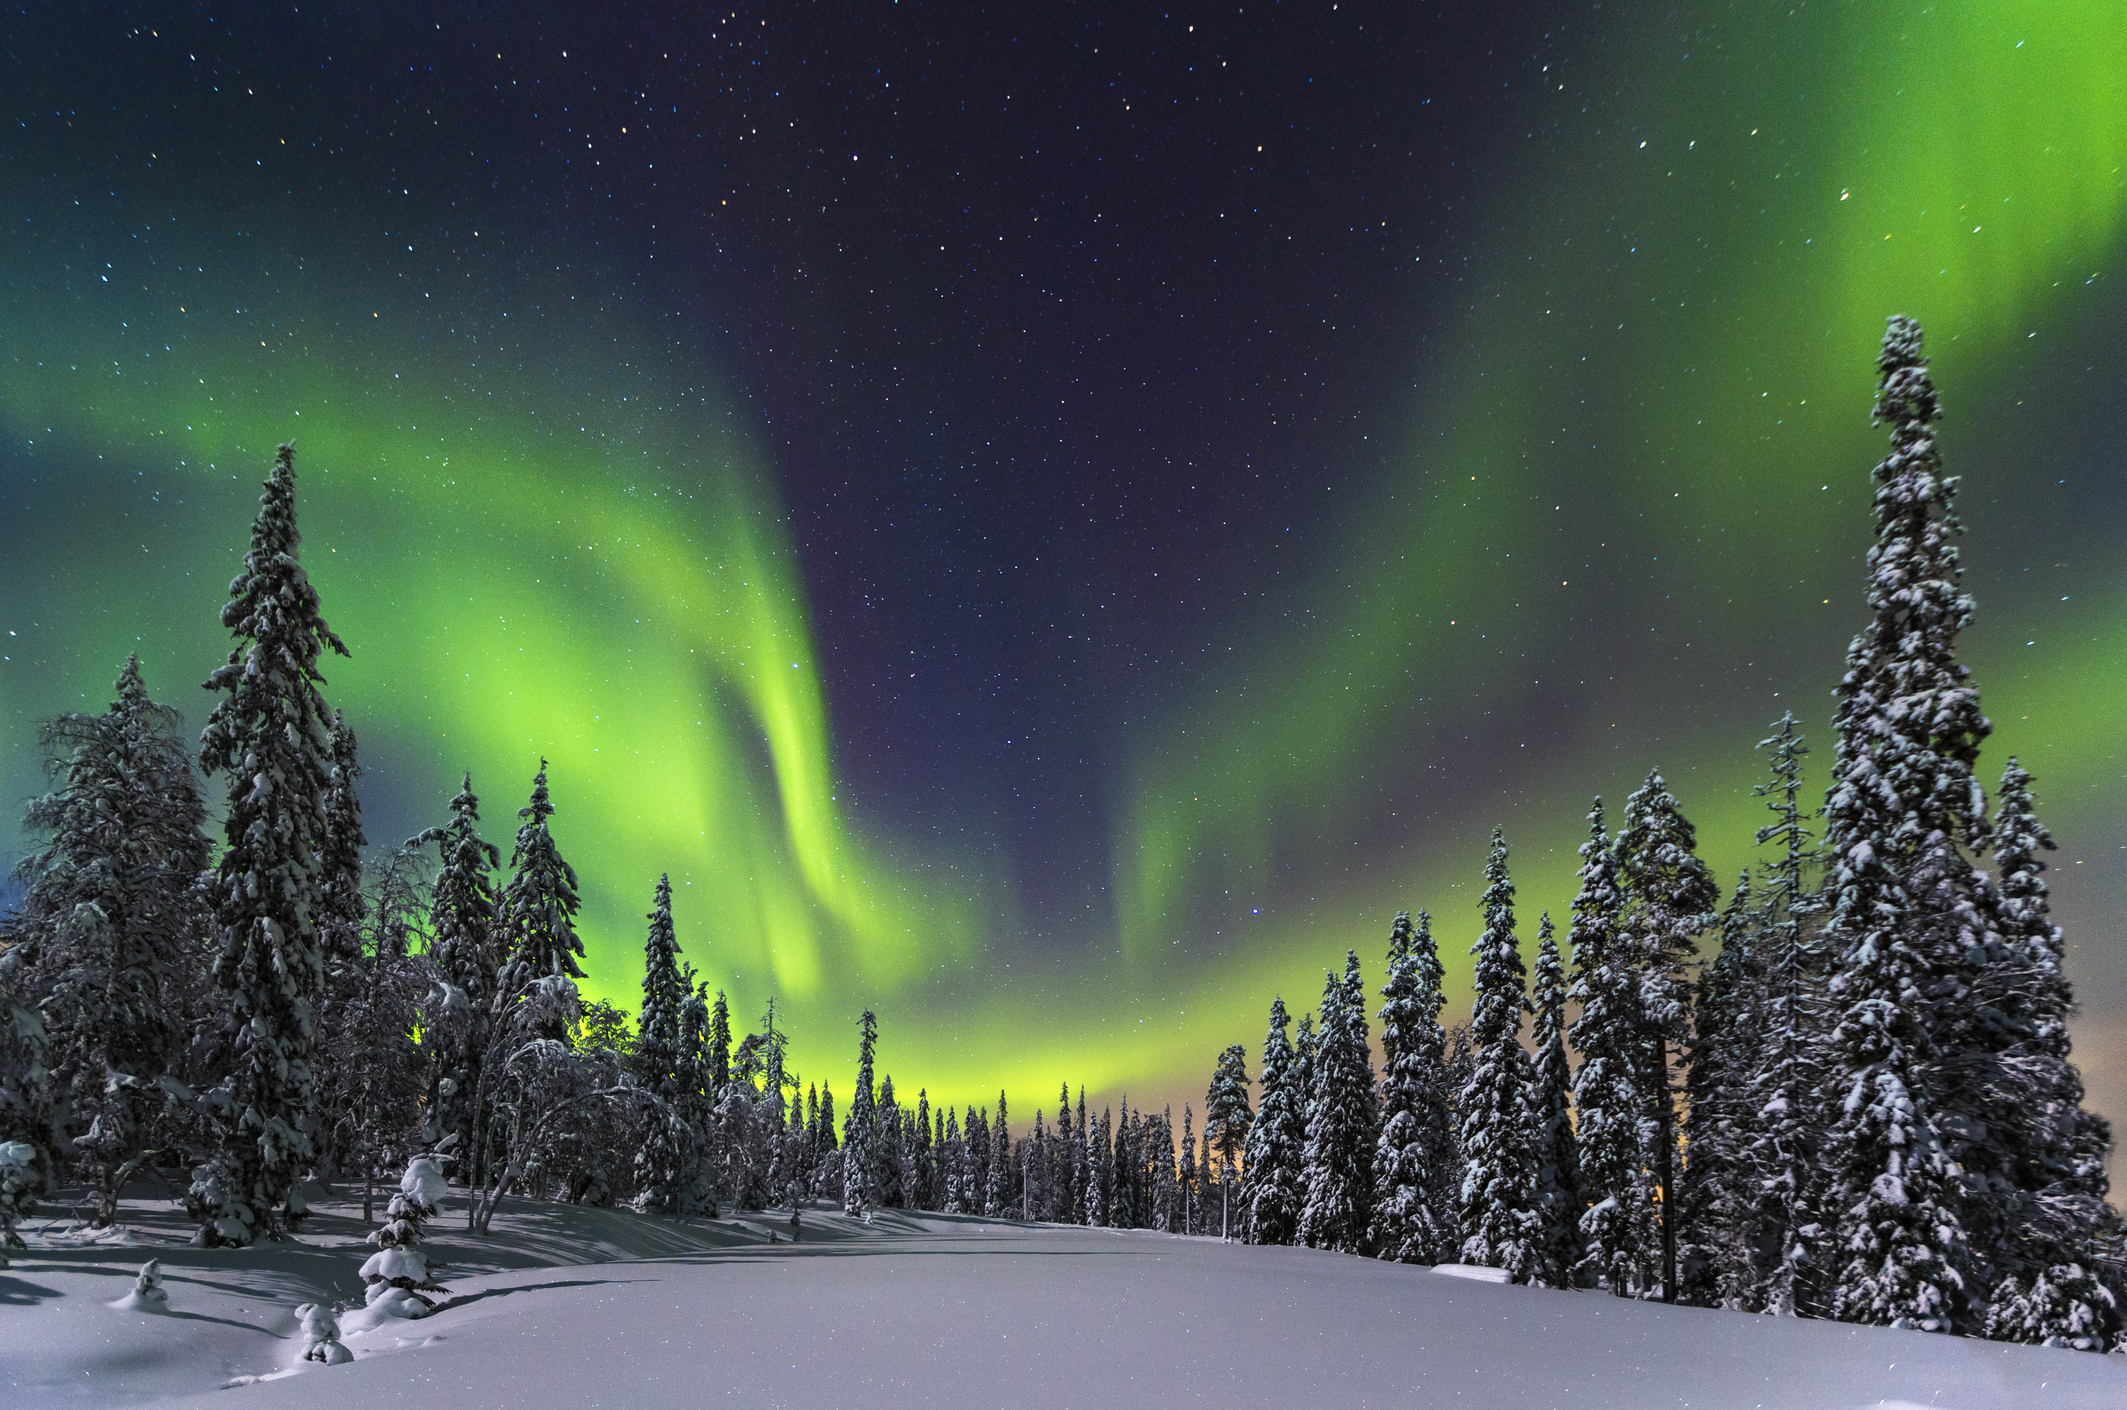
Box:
360, 1156, 447, 1317
183, 1152, 260, 1249
127, 1258, 169, 1308
294, 1301, 353, 1364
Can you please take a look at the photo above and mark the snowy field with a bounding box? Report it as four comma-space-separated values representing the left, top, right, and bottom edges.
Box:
3, 1188, 2121, 1410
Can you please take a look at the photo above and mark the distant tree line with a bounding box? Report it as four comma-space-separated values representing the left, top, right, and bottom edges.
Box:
1208, 317, 2120, 1353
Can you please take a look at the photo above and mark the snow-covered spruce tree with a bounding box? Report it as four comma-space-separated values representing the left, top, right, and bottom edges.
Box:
1112, 1100, 1138, 1227
842, 1010, 878, 1216
493, 762, 586, 1047
1205, 1042, 1253, 1239
1243, 997, 1306, 1246
632, 876, 688, 1215
1153, 1106, 1179, 1230
676, 980, 719, 1216
361, 1154, 449, 1317
1568, 799, 1654, 1296
1529, 913, 1583, 1288
1179, 1104, 1199, 1234
941, 1106, 966, 1212
310, 710, 368, 1179
1741, 715, 1829, 1316
1457, 829, 1538, 1281
13, 656, 213, 1226
1083, 1106, 1109, 1227
1979, 759, 2113, 1285
408, 773, 503, 1167
1679, 875, 1761, 1308
1985, 1263, 2119, 1353
986, 1090, 1011, 1218
1371, 910, 1457, 1265
1025, 1109, 1049, 1220
913, 1090, 936, 1211
1301, 952, 1378, 1254
874, 1074, 904, 1209
1819, 318, 1978, 1333
190, 444, 349, 1247
330, 855, 435, 1223
1613, 770, 1719, 1303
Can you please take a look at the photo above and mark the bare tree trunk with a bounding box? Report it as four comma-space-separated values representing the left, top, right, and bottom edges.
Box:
1653, 1036, 1677, 1303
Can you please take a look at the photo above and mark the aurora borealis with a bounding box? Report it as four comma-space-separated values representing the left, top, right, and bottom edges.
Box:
1, 3, 2121, 1127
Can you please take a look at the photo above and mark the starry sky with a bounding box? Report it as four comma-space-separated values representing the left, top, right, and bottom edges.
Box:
2, 2, 2122, 1130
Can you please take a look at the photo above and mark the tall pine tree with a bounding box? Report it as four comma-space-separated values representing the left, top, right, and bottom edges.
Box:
1528, 913, 1582, 1288
1979, 760, 2111, 1293
1614, 770, 1719, 1303
1243, 997, 1305, 1246
408, 774, 502, 1166
1741, 715, 1827, 1316
632, 876, 688, 1214
16, 657, 213, 1226
842, 1010, 878, 1216
190, 444, 349, 1246
1568, 800, 1653, 1296
1371, 912, 1456, 1265
1456, 829, 1537, 1281
1819, 317, 1974, 1333
494, 761, 586, 1038
1301, 951, 1377, 1254
1204, 1043, 1253, 1239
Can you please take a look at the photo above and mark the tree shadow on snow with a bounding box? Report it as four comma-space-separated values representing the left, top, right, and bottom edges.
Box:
0, 1272, 67, 1305
436, 1276, 651, 1312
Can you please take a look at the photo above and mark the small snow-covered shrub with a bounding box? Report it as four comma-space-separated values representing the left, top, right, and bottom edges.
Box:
183, 1153, 260, 1248
294, 1302, 353, 1364
121, 1258, 170, 1309
360, 1156, 447, 1318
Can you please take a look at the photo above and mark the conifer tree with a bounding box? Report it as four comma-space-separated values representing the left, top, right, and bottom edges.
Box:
1371, 911, 1455, 1265
1820, 318, 1977, 1333
15, 657, 213, 1226
1985, 1263, 2118, 1353
632, 876, 688, 1214
1244, 997, 1306, 1246
986, 1090, 1011, 1218
1205, 1043, 1253, 1239
1614, 771, 1719, 1303
1299, 952, 1376, 1254
330, 854, 434, 1223
309, 710, 368, 1180
1982, 758, 2112, 1281
1528, 913, 1583, 1288
1741, 714, 1827, 1316
190, 444, 349, 1246
1457, 829, 1537, 1280
1179, 1105, 1199, 1235
676, 978, 718, 1216
1680, 876, 1760, 1307
494, 762, 586, 1040
842, 1010, 878, 1216
409, 774, 503, 1164
914, 1089, 936, 1211
943, 1106, 967, 1212
1084, 1106, 1109, 1227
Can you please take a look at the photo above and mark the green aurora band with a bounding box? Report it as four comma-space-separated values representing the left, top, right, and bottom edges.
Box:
1, 1, 2122, 1117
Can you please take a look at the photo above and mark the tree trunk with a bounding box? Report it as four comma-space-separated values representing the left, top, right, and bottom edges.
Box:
1653, 1035, 1677, 1303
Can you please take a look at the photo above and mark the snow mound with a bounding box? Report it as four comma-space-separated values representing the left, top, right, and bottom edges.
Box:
1432, 1262, 1512, 1283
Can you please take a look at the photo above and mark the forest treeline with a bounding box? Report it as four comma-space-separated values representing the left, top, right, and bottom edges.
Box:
0, 319, 2115, 1355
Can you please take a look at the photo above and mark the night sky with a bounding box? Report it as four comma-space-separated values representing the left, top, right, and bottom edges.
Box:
3, 3, 2122, 1128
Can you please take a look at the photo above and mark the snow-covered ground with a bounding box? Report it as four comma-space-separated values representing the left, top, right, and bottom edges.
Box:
3, 1186, 2120, 1409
